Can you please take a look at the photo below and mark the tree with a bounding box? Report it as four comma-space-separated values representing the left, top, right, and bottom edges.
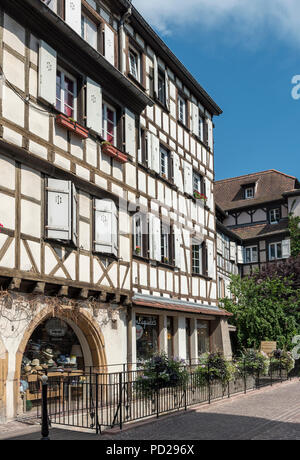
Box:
223, 274, 300, 352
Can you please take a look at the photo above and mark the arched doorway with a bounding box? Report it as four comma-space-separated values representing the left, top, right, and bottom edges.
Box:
13, 306, 107, 418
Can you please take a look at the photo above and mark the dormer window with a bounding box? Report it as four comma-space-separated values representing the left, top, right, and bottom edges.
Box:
269, 208, 280, 224
245, 187, 254, 200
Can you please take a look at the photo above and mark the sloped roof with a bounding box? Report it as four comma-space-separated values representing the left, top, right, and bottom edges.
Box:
231, 220, 289, 241
215, 170, 299, 211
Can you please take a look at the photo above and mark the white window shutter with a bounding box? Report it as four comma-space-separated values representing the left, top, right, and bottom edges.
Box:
65, 0, 81, 35
153, 55, 158, 97
38, 41, 57, 105
207, 240, 215, 279
230, 241, 236, 261
282, 239, 291, 259
191, 102, 199, 136
172, 152, 183, 193
205, 178, 213, 209
207, 118, 213, 151
104, 24, 115, 66
149, 213, 161, 261
72, 184, 78, 246
237, 245, 244, 264
146, 132, 152, 170
151, 134, 160, 174
174, 225, 183, 270
86, 77, 102, 135
125, 108, 136, 158
94, 199, 118, 256
165, 69, 170, 110
46, 178, 72, 240
183, 161, 193, 196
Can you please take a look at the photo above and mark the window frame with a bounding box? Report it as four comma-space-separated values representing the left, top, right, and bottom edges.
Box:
56, 67, 77, 120
244, 245, 258, 263
192, 239, 203, 275
102, 101, 117, 146
161, 223, 170, 264
157, 69, 166, 106
128, 47, 141, 82
178, 94, 187, 125
269, 241, 283, 260
245, 187, 255, 200
269, 208, 281, 224
159, 145, 169, 179
81, 12, 98, 50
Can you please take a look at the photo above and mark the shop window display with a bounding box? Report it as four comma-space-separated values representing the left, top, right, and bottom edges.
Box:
136, 315, 159, 361
21, 318, 84, 379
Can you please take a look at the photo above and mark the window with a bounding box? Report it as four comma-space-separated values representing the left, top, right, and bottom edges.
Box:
269, 242, 282, 260
160, 145, 169, 179
192, 240, 203, 275
81, 14, 97, 50
136, 315, 159, 361
56, 68, 77, 119
244, 246, 258, 263
245, 187, 255, 199
193, 171, 205, 195
269, 208, 280, 224
197, 320, 210, 356
161, 223, 170, 264
158, 70, 166, 105
178, 95, 186, 125
102, 103, 116, 145
133, 213, 148, 258
138, 128, 147, 165
198, 114, 204, 140
129, 49, 140, 81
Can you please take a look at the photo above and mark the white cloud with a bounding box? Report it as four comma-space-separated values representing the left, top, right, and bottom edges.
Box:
133, 0, 300, 45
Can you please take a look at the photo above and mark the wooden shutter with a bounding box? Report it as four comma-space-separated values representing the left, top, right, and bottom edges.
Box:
86, 77, 102, 135
205, 178, 213, 209
46, 178, 72, 240
94, 199, 118, 256
207, 118, 213, 151
174, 225, 183, 270
104, 24, 115, 66
146, 132, 152, 170
165, 69, 170, 110
190, 102, 199, 136
125, 108, 136, 158
153, 54, 158, 98
207, 240, 215, 279
237, 245, 244, 264
38, 41, 57, 105
202, 242, 208, 276
282, 239, 291, 259
172, 152, 183, 193
72, 184, 78, 246
151, 134, 160, 174
65, 0, 81, 35
183, 161, 193, 196
149, 213, 161, 261
230, 241, 236, 261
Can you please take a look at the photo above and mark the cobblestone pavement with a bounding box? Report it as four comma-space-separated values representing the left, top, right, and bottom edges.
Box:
2, 379, 300, 440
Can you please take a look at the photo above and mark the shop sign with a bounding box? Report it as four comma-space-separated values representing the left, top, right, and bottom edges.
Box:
45, 318, 67, 337
136, 324, 144, 340
136, 317, 157, 328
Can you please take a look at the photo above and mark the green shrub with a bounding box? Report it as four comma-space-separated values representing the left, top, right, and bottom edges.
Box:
236, 350, 270, 375
270, 349, 295, 373
135, 353, 189, 397
194, 352, 234, 387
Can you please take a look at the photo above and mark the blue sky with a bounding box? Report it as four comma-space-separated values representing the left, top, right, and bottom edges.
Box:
134, 0, 300, 182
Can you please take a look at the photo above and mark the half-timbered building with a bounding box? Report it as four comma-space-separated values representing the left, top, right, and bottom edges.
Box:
0, 0, 232, 422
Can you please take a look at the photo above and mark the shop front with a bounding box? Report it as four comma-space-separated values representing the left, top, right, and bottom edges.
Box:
135, 314, 159, 361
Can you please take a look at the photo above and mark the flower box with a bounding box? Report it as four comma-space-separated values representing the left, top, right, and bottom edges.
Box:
101, 142, 128, 164
56, 114, 89, 139
193, 190, 207, 202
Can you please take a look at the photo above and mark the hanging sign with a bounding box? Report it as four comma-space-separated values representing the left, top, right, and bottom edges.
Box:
45, 318, 68, 337
136, 324, 144, 340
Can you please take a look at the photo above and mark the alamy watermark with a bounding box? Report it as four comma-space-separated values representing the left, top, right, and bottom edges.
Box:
291, 75, 300, 100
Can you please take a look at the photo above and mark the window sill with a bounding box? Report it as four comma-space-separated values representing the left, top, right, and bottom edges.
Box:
177, 119, 189, 131
192, 133, 211, 152
127, 73, 146, 92
133, 253, 149, 262
192, 272, 212, 280
154, 97, 170, 113
56, 113, 89, 139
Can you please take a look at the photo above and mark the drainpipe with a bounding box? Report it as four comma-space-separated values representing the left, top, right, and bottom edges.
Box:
119, 4, 132, 74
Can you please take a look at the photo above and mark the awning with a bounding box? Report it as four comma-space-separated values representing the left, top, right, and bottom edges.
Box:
132, 294, 232, 317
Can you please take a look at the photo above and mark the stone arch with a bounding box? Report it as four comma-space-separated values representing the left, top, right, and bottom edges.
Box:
13, 306, 107, 418
0, 334, 8, 423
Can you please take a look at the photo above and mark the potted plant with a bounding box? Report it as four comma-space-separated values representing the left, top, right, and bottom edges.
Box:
163, 257, 169, 264
101, 141, 128, 164
193, 190, 207, 202
56, 113, 75, 130
135, 246, 141, 255
74, 122, 89, 139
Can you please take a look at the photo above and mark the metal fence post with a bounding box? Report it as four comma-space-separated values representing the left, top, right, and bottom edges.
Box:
280, 357, 282, 383
207, 361, 211, 404
244, 358, 247, 394
95, 374, 100, 435
119, 372, 123, 430
41, 374, 50, 440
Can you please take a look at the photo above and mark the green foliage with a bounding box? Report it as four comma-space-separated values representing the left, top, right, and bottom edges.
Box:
236, 350, 270, 376
270, 349, 295, 373
223, 274, 300, 351
135, 353, 189, 397
194, 352, 235, 387
288, 211, 300, 257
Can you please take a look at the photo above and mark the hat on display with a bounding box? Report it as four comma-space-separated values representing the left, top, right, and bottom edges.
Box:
22, 356, 31, 366
42, 348, 54, 359
35, 365, 43, 371
28, 343, 41, 352
24, 365, 32, 373
70, 356, 77, 365
41, 364, 48, 370
31, 359, 40, 367
47, 359, 56, 367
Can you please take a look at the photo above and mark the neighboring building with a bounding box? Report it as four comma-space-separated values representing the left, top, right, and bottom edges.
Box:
0, 0, 232, 422
215, 170, 300, 277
